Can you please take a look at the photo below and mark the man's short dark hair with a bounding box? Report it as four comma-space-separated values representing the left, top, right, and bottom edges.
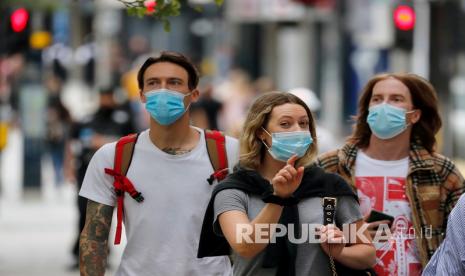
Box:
137, 51, 199, 90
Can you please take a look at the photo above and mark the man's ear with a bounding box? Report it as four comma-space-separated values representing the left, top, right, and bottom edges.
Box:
410, 109, 422, 124
190, 88, 200, 102
140, 90, 146, 103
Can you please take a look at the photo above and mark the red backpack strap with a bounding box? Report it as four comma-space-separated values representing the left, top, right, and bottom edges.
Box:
104, 133, 143, 245
205, 130, 229, 185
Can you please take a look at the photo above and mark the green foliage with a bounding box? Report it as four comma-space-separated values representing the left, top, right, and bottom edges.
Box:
118, 0, 224, 32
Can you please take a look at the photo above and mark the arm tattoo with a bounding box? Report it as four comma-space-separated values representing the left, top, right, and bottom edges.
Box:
162, 147, 192, 155
79, 200, 114, 276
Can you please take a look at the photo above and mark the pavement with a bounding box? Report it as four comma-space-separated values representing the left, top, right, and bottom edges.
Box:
0, 191, 81, 276
0, 128, 123, 276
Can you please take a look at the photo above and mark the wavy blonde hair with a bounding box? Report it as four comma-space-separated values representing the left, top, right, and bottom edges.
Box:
239, 91, 318, 170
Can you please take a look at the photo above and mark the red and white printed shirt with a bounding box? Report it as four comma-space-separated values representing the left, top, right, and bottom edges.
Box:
355, 151, 422, 276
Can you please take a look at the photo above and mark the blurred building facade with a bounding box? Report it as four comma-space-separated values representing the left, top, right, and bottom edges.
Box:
1, 0, 465, 193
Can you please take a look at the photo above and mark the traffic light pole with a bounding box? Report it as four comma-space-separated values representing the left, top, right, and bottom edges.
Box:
429, 1, 461, 157
411, 0, 430, 78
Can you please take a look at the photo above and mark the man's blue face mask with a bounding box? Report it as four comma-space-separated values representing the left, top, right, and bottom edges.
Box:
145, 89, 192, 125
261, 127, 313, 162
367, 103, 416, 140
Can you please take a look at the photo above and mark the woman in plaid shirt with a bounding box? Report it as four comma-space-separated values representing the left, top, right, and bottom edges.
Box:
317, 73, 465, 275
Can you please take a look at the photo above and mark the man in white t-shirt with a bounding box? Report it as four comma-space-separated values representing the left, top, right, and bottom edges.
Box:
79, 51, 238, 276
318, 73, 465, 276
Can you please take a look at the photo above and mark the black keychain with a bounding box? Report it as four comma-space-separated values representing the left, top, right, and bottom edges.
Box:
321, 197, 377, 276
323, 197, 337, 225
322, 197, 338, 276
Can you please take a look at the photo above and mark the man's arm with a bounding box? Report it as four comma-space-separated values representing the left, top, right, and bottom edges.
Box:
79, 199, 114, 276
423, 195, 465, 276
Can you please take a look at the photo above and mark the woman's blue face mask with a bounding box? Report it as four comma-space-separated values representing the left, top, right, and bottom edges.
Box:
261, 127, 313, 162
144, 89, 192, 125
367, 103, 416, 140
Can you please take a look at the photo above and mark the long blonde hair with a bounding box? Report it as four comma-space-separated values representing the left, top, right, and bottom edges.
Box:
239, 91, 318, 170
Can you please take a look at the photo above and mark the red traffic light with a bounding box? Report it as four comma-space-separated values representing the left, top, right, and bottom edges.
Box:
393, 5, 415, 31
10, 8, 29, 33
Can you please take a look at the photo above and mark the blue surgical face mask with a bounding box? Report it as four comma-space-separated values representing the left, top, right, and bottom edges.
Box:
261, 127, 313, 162
145, 89, 192, 125
367, 103, 415, 140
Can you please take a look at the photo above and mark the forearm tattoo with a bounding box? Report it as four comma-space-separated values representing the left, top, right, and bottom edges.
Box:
79, 200, 114, 276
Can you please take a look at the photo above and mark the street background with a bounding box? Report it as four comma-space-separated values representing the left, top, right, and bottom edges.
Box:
1, 0, 465, 275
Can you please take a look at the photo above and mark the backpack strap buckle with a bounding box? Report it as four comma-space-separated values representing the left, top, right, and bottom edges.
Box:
105, 168, 144, 202
207, 168, 229, 185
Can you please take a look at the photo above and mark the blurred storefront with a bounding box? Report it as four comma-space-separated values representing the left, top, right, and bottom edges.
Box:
224, 0, 345, 137
2, 0, 465, 194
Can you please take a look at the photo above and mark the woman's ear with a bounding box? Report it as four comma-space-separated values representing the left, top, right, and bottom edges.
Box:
257, 127, 267, 141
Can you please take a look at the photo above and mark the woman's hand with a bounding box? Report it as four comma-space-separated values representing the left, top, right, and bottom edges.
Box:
271, 155, 304, 198
319, 224, 346, 259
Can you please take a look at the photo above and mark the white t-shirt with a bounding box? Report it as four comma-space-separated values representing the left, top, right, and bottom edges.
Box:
355, 150, 421, 276
79, 127, 239, 276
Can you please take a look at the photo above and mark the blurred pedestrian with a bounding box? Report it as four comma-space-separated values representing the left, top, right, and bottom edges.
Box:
253, 75, 275, 95
317, 73, 465, 275
78, 51, 239, 275
198, 91, 375, 275
190, 78, 223, 130
121, 54, 153, 131
44, 74, 72, 187
65, 86, 136, 269
215, 69, 255, 137
289, 87, 340, 153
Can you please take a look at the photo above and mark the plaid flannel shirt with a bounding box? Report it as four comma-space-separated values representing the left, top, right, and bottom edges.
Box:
316, 142, 465, 268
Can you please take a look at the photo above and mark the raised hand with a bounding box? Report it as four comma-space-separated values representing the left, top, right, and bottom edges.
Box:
271, 155, 305, 198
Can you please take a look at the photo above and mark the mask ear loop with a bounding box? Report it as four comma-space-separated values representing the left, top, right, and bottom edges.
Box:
404, 109, 417, 128
183, 92, 194, 112
261, 139, 270, 150
261, 127, 272, 137
260, 127, 272, 149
